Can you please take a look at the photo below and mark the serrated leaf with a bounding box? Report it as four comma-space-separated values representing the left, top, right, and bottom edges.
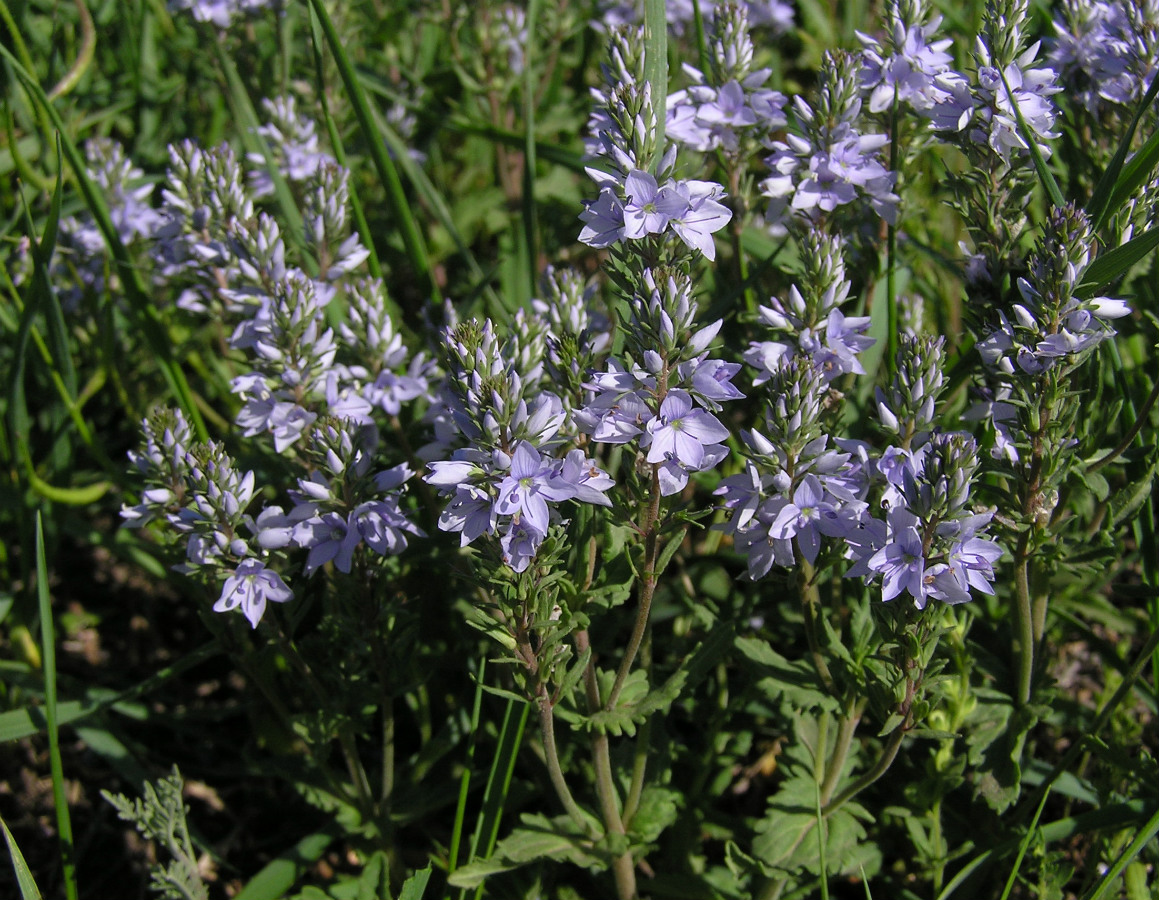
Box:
752, 775, 877, 877
627, 786, 681, 844
584, 666, 687, 736
736, 636, 840, 713
446, 813, 606, 888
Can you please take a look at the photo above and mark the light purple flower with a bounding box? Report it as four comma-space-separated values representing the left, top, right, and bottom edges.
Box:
494, 442, 574, 534
867, 508, 929, 606
668, 180, 733, 260
644, 390, 730, 468
294, 512, 362, 574
621, 171, 689, 240
578, 188, 625, 248
214, 559, 293, 628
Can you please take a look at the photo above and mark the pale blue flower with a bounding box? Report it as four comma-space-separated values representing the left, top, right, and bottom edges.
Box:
214, 559, 293, 628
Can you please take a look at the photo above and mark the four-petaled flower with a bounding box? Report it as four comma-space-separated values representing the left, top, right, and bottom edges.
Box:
214, 559, 293, 628
644, 390, 730, 468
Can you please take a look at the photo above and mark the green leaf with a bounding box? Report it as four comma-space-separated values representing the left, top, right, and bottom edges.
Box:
643, 0, 668, 153
583, 666, 687, 737
735, 636, 840, 714
996, 66, 1064, 209
1111, 453, 1159, 527
1077, 224, 1159, 296
751, 774, 878, 878
234, 823, 343, 900
398, 866, 432, 900
1087, 74, 1159, 230
0, 813, 42, 900
36, 515, 78, 900
447, 813, 607, 888
626, 786, 680, 844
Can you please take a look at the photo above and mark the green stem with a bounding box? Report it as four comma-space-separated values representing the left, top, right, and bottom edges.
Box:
819, 701, 865, 806
381, 696, 395, 817
536, 687, 599, 836
821, 726, 905, 815
1013, 532, 1035, 706
799, 558, 836, 695
576, 629, 637, 899
622, 716, 651, 827
606, 466, 664, 710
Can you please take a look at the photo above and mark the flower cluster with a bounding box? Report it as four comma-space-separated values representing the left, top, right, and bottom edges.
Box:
762, 50, 898, 226
744, 232, 873, 385
580, 169, 733, 259
256, 420, 422, 575
122, 411, 421, 626
426, 441, 613, 572
858, 0, 957, 115
595, 0, 794, 36
1049, 0, 1159, 114
925, 0, 1062, 162
581, 27, 733, 260
168, 0, 276, 28
248, 95, 336, 197
716, 361, 863, 575
667, 1, 788, 156
577, 271, 744, 495
976, 205, 1130, 377
152, 141, 255, 314
121, 418, 293, 627
51, 139, 161, 308
532, 267, 614, 418
424, 309, 613, 572
845, 433, 1003, 607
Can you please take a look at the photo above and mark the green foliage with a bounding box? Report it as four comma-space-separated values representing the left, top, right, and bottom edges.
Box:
101, 768, 208, 900
3, 1, 1159, 899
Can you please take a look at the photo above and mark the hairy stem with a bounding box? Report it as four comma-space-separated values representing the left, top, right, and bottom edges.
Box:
576, 629, 637, 899
819, 701, 865, 806
799, 558, 836, 695
606, 465, 664, 710
536, 687, 598, 835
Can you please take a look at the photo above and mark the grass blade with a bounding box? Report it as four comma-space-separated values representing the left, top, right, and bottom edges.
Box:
996, 65, 1064, 210
519, 0, 541, 303
998, 786, 1051, 900
0, 43, 208, 441
36, 513, 79, 900
643, 0, 668, 156
447, 658, 486, 885
307, 10, 384, 286
468, 699, 530, 900
0, 813, 42, 900
1086, 75, 1159, 231
305, 0, 440, 316
1077, 224, 1159, 297
1078, 804, 1159, 900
